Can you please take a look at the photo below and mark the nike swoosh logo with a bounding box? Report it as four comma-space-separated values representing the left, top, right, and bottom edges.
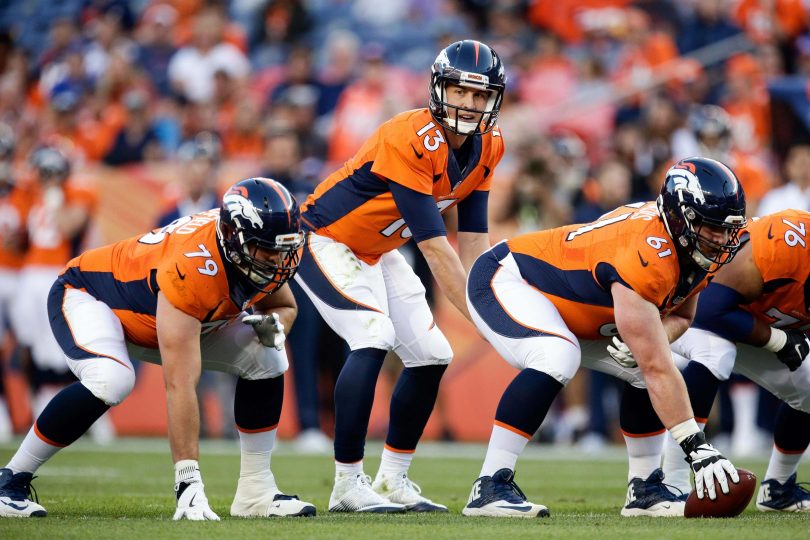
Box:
410, 144, 424, 159
5, 502, 29, 511
637, 251, 649, 267
176, 264, 186, 280
496, 504, 533, 511
767, 224, 774, 239
188, 493, 197, 508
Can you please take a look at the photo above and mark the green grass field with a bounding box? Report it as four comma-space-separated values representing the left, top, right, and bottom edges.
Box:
0, 438, 808, 539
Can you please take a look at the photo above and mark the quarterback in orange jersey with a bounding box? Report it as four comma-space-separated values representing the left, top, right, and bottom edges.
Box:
294, 40, 506, 513
462, 157, 748, 518
640, 209, 810, 513
0, 178, 317, 520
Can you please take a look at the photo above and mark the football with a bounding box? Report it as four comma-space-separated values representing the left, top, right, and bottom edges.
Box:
684, 468, 757, 518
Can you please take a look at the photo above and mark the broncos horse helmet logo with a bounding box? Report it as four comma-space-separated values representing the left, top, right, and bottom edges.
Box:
223, 192, 264, 230
667, 164, 706, 205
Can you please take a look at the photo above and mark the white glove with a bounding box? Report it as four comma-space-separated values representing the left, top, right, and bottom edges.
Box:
173, 460, 220, 521
242, 312, 285, 350
680, 432, 739, 500
607, 336, 637, 368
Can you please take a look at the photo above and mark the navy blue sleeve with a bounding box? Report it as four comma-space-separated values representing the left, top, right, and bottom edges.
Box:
388, 180, 446, 243
457, 190, 489, 233
692, 283, 755, 342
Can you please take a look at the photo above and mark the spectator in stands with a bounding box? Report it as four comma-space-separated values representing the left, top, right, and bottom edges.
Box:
157, 132, 221, 227
168, 7, 250, 104
103, 89, 162, 165
676, 0, 741, 54
134, 3, 179, 97
758, 144, 810, 215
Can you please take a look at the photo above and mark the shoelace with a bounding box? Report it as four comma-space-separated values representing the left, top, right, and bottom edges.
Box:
492, 476, 527, 504
655, 479, 685, 502
395, 475, 423, 494
787, 480, 810, 500
8, 474, 39, 503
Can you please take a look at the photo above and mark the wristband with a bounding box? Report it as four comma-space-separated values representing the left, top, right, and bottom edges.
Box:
175, 459, 200, 484
669, 418, 700, 444
764, 327, 787, 352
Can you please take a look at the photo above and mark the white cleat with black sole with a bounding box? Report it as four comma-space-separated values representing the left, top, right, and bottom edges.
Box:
230, 471, 316, 517
0, 468, 47, 518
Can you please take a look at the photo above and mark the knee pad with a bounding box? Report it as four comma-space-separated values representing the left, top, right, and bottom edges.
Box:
524, 338, 581, 386
400, 326, 453, 368
346, 314, 396, 352
79, 360, 135, 406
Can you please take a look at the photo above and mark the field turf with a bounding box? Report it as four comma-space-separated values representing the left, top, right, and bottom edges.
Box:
0, 438, 807, 539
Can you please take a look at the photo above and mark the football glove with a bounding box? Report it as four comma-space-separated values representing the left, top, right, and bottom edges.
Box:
775, 329, 810, 372
607, 336, 637, 368
242, 312, 285, 350
173, 460, 220, 521
680, 431, 739, 500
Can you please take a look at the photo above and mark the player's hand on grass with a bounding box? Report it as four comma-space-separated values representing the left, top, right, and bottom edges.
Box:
680, 431, 739, 500
173, 460, 220, 521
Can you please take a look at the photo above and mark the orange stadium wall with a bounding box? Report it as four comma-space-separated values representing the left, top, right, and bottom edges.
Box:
4, 163, 517, 442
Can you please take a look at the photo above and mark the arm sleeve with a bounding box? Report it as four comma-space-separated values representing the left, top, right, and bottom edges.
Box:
692, 283, 755, 342
457, 190, 489, 233
388, 180, 446, 243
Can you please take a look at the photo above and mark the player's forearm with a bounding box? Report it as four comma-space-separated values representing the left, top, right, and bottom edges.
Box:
165, 381, 201, 463
418, 236, 472, 321
661, 313, 693, 343
639, 357, 694, 429
458, 232, 490, 273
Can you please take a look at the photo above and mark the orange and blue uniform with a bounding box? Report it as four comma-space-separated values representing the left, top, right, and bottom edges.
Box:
51, 210, 266, 349
301, 108, 503, 264
472, 202, 710, 341
693, 209, 810, 339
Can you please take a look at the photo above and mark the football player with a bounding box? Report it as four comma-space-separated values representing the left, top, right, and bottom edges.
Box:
647, 209, 810, 512
462, 158, 747, 517
0, 178, 316, 520
8, 147, 100, 426
294, 40, 506, 513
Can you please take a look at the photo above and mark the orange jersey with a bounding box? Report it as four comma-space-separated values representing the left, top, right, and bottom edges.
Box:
59, 210, 266, 348
745, 210, 810, 330
0, 186, 32, 269
506, 202, 709, 340
301, 108, 504, 264
25, 182, 97, 267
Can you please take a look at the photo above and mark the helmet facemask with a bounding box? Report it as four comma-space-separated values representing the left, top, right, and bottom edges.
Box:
680, 206, 745, 270
218, 218, 304, 293
658, 193, 746, 272
430, 71, 503, 135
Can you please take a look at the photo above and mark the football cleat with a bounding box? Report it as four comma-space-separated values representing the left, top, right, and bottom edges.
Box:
372, 472, 448, 512
0, 468, 47, 518
756, 473, 810, 512
328, 473, 405, 513
621, 468, 685, 517
462, 468, 549, 518
230, 471, 316, 517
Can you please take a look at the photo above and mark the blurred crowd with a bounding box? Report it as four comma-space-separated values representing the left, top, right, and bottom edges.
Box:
1, 0, 810, 454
